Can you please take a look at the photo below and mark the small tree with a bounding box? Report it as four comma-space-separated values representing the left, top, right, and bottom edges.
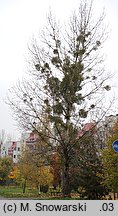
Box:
17, 148, 34, 193
17, 139, 52, 193
8, 0, 112, 197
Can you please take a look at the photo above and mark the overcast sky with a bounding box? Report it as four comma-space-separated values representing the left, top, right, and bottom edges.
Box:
0, 0, 118, 139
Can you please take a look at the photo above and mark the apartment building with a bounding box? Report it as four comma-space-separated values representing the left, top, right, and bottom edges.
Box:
1, 114, 118, 162
0, 140, 23, 163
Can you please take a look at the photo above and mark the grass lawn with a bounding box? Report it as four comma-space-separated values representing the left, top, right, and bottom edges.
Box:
0, 186, 40, 199
0, 186, 112, 199
0, 186, 80, 199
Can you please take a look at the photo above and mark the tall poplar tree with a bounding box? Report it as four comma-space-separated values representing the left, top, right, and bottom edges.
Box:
8, 0, 111, 197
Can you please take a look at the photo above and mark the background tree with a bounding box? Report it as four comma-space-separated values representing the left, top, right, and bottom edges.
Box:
39, 166, 53, 192
0, 130, 7, 145
102, 121, 118, 199
0, 129, 13, 145
17, 139, 52, 193
0, 157, 13, 185
16, 147, 34, 193
69, 126, 107, 199
8, 0, 112, 197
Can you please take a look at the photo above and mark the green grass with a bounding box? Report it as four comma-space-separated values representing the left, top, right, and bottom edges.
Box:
0, 186, 40, 198
0, 186, 80, 199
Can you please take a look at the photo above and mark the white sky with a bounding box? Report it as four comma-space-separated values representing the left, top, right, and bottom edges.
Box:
0, 0, 118, 139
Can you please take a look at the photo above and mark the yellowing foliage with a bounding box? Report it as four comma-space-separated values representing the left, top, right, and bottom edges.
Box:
8, 166, 18, 179
39, 166, 53, 186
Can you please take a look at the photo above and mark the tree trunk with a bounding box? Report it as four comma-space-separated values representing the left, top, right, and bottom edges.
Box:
38, 184, 41, 195
22, 179, 26, 193
62, 158, 71, 197
113, 192, 116, 200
